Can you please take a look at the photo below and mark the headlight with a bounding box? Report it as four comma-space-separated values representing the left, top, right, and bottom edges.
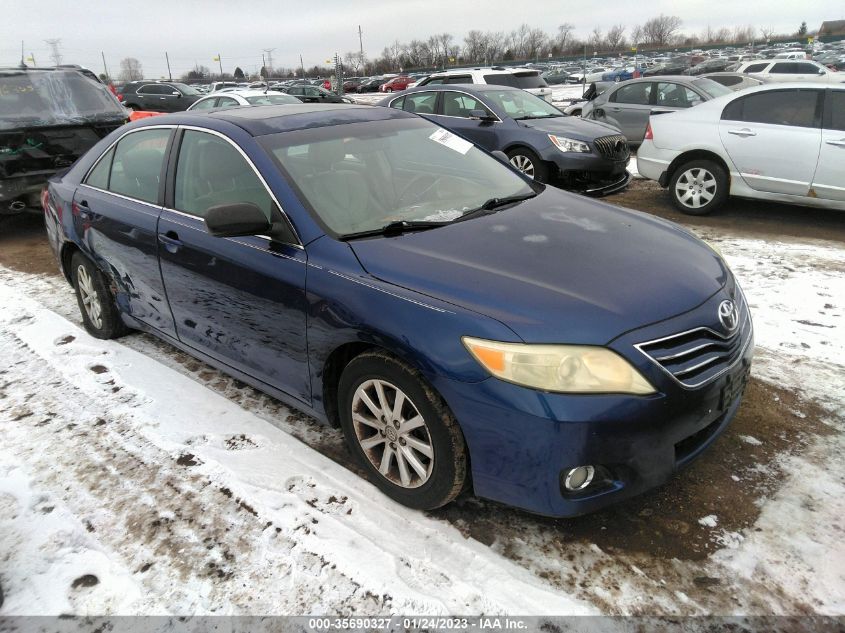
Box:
462, 337, 655, 395
549, 135, 591, 153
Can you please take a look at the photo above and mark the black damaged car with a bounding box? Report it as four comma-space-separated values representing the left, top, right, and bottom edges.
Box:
1, 67, 127, 213
379, 84, 630, 195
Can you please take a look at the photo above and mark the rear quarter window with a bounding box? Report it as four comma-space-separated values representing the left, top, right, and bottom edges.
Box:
512, 73, 548, 89
721, 89, 821, 128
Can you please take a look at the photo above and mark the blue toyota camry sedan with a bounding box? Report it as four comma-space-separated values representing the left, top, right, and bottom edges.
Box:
43, 104, 753, 517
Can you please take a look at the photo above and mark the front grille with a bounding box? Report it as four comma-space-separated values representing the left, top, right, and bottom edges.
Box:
593, 134, 630, 161
635, 292, 752, 388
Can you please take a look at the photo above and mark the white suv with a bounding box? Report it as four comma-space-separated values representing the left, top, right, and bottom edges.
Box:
415, 67, 552, 101
735, 59, 844, 83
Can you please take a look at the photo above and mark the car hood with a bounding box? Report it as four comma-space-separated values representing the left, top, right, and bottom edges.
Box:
349, 188, 728, 345
516, 116, 620, 140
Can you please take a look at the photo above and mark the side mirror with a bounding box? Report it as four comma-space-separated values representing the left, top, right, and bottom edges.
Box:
818, 68, 826, 75
204, 202, 272, 238
172, 91, 181, 97
469, 109, 494, 121
491, 150, 510, 164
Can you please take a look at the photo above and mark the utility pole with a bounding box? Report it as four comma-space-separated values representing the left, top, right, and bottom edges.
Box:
263, 48, 275, 77
44, 38, 63, 66
165, 52, 172, 80
216, 53, 223, 78
358, 25, 365, 71
300, 54, 305, 77
101, 51, 109, 80
261, 53, 266, 79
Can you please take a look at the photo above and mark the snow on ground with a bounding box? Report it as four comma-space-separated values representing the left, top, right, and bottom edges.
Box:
0, 223, 843, 616
0, 276, 593, 616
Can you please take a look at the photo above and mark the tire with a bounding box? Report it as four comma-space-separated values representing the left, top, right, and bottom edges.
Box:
570, 108, 582, 117
668, 159, 729, 215
506, 147, 549, 182
338, 350, 467, 510
71, 252, 129, 340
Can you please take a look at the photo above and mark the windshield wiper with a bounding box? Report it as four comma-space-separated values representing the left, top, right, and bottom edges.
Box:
459, 192, 538, 220
339, 220, 448, 241
515, 114, 562, 120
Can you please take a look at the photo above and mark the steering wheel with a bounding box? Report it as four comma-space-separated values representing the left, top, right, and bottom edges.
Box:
396, 173, 442, 206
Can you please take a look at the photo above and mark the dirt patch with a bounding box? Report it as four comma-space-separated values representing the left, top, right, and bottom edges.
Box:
611, 180, 845, 244
0, 213, 60, 277
435, 378, 832, 562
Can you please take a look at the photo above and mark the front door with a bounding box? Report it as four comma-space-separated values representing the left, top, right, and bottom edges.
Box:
719, 88, 822, 196
431, 91, 498, 150
157, 128, 310, 402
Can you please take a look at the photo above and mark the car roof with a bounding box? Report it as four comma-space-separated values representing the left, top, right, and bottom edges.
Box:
204, 89, 291, 98
140, 103, 414, 136
403, 83, 519, 93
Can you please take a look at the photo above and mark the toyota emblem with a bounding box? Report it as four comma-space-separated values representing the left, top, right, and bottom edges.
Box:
718, 300, 739, 332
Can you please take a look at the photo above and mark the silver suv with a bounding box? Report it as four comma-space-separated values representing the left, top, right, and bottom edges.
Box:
415, 67, 552, 102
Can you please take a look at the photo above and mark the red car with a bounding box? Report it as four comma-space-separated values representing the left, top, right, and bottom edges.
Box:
379, 76, 412, 92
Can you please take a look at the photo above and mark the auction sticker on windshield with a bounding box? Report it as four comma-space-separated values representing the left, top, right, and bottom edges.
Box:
429, 128, 473, 154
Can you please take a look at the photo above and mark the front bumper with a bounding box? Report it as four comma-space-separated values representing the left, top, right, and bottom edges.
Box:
433, 292, 754, 518
542, 148, 631, 196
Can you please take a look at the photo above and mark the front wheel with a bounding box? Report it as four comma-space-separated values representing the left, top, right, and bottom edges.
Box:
506, 147, 549, 182
338, 351, 467, 510
71, 252, 129, 339
668, 160, 728, 215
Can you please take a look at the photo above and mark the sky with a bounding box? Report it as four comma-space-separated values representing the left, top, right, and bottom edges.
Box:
1, 0, 840, 78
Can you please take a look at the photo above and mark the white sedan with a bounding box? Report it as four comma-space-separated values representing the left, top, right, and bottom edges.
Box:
637, 82, 845, 214
187, 89, 302, 111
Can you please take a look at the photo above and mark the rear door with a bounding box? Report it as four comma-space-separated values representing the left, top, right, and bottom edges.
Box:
811, 89, 845, 201
156, 128, 310, 402
719, 88, 823, 195
600, 81, 654, 141
75, 126, 177, 336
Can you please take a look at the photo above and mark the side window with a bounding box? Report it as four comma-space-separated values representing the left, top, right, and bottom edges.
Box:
423, 78, 444, 85
216, 97, 239, 109
826, 91, 845, 131
306, 88, 319, 96
191, 97, 217, 110
389, 96, 405, 110
722, 89, 821, 128
795, 63, 821, 74
85, 147, 114, 190
138, 84, 165, 95
444, 75, 472, 85
770, 63, 797, 74
718, 75, 742, 87
174, 130, 273, 220
655, 83, 701, 108
403, 91, 437, 114
289, 87, 303, 95
483, 74, 516, 87
744, 63, 768, 74
441, 92, 491, 118
611, 82, 652, 105
108, 128, 170, 204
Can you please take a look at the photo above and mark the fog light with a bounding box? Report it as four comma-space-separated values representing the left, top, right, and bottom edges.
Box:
563, 465, 595, 491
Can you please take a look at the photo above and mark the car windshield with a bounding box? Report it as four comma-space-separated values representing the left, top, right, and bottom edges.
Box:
245, 94, 300, 105
482, 90, 563, 120
691, 78, 733, 99
0, 69, 125, 130
260, 117, 534, 238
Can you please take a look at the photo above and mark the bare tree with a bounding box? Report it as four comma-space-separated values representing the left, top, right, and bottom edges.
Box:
641, 15, 683, 46
630, 25, 644, 48
463, 30, 486, 63
509, 24, 531, 59
524, 27, 548, 60
759, 26, 776, 41
343, 51, 362, 73
589, 27, 604, 51
482, 31, 506, 64
555, 23, 575, 52
119, 57, 143, 81
606, 24, 626, 51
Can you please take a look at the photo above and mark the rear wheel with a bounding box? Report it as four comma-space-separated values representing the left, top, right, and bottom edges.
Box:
338, 351, 467, 510
669, 159, 728, 215
506, 147, 549, 182
71, 252, 129, 339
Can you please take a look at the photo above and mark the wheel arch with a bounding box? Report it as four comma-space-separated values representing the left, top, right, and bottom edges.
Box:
59, 241, 81, 284
665, 150, 731, 189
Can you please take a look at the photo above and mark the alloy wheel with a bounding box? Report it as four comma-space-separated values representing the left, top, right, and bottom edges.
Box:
674, 167, 717, 210
351, 379, 434, 488
77, 265, 103, 329
509, 154, 535, 178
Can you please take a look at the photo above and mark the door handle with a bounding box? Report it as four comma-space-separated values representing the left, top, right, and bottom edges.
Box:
158, 231, 183, 253
610, 107, 621, 112
728, 128, 756, 137
826, 139, 845, 147
76, 199, 91, 220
